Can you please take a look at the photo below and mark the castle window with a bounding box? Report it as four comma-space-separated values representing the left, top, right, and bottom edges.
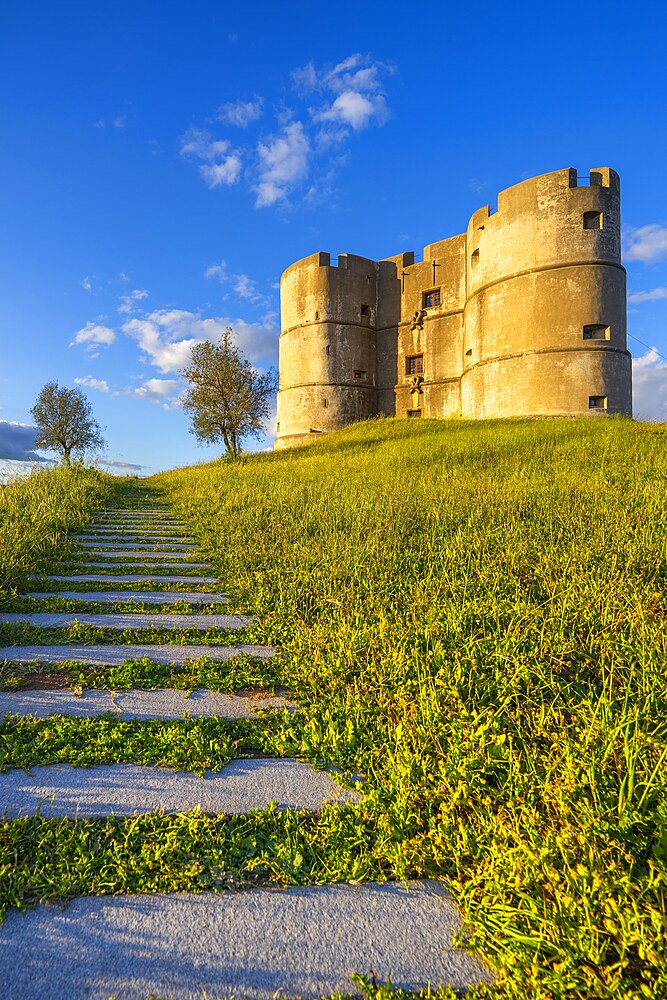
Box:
353, 370, 366, 380
326, 344, 331, 355
406, 355, 424, 376
407, 409, 422, 418
315, 310, 320, 320
589, 395, 607, 409
583, 324, 610, 340
465, 349, 472, 357
471, 248, 480, 268
360, 304, 371, 317
323, 398, 328, 408
423, 289, 441, 309
583, 211, 603, 230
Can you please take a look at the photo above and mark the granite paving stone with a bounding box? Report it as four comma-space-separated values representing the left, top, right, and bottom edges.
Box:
0, 687, 292, 720
78, 541, 197, 550
80, 551, 205, 560
0, 612, 251, 629
0, 643, 274, 664
0, 759, 361, 817
0, 883, 491, 999
37, 574, 219, 584
25, 591, 227, 604
79, 561, 214, 569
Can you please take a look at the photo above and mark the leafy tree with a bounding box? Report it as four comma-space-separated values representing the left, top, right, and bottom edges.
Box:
31, 381, 106, 466
182, 328, 278, 461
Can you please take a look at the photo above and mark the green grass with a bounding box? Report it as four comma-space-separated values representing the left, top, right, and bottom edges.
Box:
2, 418, 666, 997
0, 709, 303, 774
0, 464, 117, 589
152, 416, 667, 999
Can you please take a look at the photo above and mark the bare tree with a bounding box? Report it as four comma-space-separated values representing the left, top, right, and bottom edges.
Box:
182, 328, 278, 461
31, 381, 106, 465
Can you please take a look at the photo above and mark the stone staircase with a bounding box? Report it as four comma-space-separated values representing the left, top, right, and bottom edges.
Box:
0, 497, 490, 998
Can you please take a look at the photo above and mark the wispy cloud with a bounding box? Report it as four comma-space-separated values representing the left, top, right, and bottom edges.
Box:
118, 288, 149, 314
182, 53, 393, 209
624, 225, 667, 264
205, 259, 271, 305
633, 347, 667, 421
70, 322, 116, 350
0, 421, 46, 462
217, 98, 263, 128
123, 308, 278, 374
118, 377, 182, 407
99, 458, 146, 471
255, 121, 310, 207
74, 376, 110, 393
81, 276, 93, 292
95, 116, 126, 129
627, 287, 667, 304
180, 128, 242, 188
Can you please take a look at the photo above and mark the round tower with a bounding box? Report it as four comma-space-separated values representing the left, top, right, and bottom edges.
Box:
461, 167, 632, 419
275, 252, 378, 449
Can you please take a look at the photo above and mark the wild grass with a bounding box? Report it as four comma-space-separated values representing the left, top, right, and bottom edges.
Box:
0, 465, 116, 589
150, 416, 667, 999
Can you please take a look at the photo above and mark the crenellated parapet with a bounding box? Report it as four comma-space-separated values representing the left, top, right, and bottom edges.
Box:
275, 167, 632, 449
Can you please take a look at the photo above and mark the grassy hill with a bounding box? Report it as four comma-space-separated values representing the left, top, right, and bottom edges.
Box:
154, 416, 667, 999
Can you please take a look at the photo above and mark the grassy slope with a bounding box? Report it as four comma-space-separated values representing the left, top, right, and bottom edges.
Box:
153, 416, 667, 999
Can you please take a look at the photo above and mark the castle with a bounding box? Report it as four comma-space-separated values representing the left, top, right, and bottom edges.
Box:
275, 167, 632, 449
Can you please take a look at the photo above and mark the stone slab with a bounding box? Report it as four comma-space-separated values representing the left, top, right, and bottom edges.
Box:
0, 612, 251, 629
36, 574, 219, 584
0, 883, 491, 998
0, 687, 292, 720
81, 551, 205, 561
79, 561, 214, 569
78, 541, 197, 550
25, 592, 227, 605
75, 534, 194, 542
0, 643, 274, 664
0, 759, 361, 817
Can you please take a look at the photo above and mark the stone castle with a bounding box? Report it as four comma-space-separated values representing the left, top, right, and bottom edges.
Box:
275, 167, 632, 449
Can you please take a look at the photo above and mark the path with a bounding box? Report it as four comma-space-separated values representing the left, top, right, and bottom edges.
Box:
0, 494, 491, 998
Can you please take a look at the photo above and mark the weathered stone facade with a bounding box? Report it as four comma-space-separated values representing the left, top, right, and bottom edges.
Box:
275, 167, 632, 450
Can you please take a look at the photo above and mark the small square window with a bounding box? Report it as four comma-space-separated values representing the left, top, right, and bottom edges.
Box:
583, 211, 603, 230
353, 370, 366, 380
406, 355, 424, 376
423, 289, 441, 308
583, 324, 610, 340
360, 304, 371, 317
589, 395, 607, 409
407, 409, 422, 418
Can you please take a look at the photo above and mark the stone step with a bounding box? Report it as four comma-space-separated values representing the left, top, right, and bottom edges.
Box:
0, 759, 360, 818
36, 574, 220, 584
83, 529, 190, 537
1, 612, 250, 629
80, 561, 214, 569
0, 687, 291, 720
76, 533, 193, 542
77, 539, 197, 555
0, 883, 491, 998
0, 643, 274, 664
24, 591, 228, 604
81, 550, 203, 560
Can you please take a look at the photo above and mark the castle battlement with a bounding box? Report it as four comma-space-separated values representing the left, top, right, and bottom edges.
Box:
275, 168, 632, 450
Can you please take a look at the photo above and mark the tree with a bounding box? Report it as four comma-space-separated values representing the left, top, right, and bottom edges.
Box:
182, 328, 278, 461
31, 381, 106, 466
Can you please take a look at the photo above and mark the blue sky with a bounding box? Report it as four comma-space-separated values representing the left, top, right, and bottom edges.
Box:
1, 1, 666, 476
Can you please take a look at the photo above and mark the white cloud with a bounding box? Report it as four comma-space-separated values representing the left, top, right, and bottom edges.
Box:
180, 128, 242, 188
0, 421, 46, 462
217, 98, 263, 128
74, 376, 110, 392
118, 288, 149, 314
632, 348, 667, 421
205, 261, 228, 282
624, 225, 667, 264
255, 121, 310, 207
70, 322, 116, 349
122, 308, 278, 373
119, 378, 181, 405
627, 287, 667, 304
112, 116, 126, 128
82, 276, 93, 292
315, 90, 387, 131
